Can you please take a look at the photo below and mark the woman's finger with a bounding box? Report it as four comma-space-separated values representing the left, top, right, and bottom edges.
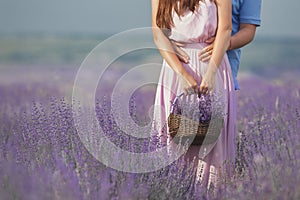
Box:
192, 85, 198, 94
199, 82, 207, 93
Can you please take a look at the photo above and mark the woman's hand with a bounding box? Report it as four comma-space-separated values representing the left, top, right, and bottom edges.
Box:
181, 73, 198, 95
200, 60, 218, 94
198, 37, 215, 62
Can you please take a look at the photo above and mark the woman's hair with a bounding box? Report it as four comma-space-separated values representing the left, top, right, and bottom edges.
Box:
156, 0, 205, 29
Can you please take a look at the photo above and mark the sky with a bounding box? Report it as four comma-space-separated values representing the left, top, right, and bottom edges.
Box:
0, 0, 299, 38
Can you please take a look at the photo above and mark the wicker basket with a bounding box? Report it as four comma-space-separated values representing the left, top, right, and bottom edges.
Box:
168, 93, 224, 145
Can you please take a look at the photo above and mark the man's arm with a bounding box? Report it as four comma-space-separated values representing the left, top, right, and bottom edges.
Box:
199, 0, 262, 61
228, 24, 257, 50
198, 23, 257, 61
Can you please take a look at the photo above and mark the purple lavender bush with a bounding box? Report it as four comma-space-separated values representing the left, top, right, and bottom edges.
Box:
0, 75, 300, 199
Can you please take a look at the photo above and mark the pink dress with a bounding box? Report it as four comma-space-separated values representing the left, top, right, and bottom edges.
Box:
152, 0, 237, 189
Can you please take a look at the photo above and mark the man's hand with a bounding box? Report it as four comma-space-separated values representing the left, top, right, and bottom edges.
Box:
170, 40, 190, 64
198, 37, 215, 62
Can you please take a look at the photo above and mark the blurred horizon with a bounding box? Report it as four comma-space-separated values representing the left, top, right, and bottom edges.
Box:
1, 31, 300, 40
0, 33, 299, 76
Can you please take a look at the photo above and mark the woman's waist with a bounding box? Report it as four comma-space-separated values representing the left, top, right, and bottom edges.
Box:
171, 40, 210, 50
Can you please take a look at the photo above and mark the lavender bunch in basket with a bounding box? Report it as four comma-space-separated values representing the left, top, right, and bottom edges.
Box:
171, 92, 225, 124
197, 92, 227, 122
197, 93, 212, 123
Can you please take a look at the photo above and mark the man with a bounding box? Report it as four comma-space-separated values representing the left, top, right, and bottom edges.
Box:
172, 0, 262, 90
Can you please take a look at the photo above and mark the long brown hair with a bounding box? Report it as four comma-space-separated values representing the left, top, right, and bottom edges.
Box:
156, 0, 205, 29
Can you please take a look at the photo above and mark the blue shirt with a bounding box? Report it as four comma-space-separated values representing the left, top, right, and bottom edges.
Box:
227, 0, 262, 90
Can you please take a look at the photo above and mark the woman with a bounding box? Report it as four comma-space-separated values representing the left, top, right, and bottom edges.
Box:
151, 0, 236, 189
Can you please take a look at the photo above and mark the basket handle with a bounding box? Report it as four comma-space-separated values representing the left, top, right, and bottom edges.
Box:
170, 90, 205, 113
170, 92, 184, 113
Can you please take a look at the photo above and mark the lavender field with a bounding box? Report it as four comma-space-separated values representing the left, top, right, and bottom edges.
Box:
1, 35, 300, 199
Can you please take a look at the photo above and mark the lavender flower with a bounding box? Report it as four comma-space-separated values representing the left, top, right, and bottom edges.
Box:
0, 76, 300, 199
